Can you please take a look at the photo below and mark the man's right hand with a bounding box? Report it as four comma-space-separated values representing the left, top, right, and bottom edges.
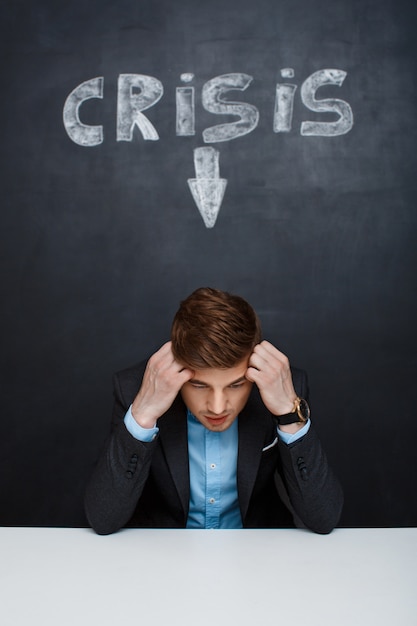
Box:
131, 342, 194, 429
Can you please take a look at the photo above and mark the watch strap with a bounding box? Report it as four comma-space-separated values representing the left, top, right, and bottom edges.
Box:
276, 397, 309, 425
276, 412, 304, 425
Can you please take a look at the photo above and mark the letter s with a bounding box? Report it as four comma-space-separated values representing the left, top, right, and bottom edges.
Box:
202, 73, 259, 143
301, 69, 353, 137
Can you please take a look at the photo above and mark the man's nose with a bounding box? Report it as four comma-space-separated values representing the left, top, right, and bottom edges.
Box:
209, 390, 227, 414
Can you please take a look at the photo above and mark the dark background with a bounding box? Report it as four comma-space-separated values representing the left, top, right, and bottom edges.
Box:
1, 0, 416, 527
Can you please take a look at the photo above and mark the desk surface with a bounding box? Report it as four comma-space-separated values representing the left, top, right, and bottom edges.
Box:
0, 527, 416, 626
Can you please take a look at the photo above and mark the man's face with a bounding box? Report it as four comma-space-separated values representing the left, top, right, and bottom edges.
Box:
180, 357, 252, 432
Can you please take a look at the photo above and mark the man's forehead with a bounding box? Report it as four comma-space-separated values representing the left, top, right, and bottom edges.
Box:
190, 358, 249, 385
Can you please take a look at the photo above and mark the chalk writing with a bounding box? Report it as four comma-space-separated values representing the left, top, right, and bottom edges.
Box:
300, 69, 353, 136
63, 68, 353, 146
62, 67, 354, 228
63, 77, 104, 146
202, 73, 259, 143
176, 74, 195, 136
117, 74, 164, 142
188, 147, 227, 228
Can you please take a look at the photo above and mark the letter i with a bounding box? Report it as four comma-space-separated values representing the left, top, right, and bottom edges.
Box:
273, 69, 297, 133
176, 73, 195, 136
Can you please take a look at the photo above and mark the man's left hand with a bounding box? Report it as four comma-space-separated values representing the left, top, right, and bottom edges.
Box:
246, 340, 297, 416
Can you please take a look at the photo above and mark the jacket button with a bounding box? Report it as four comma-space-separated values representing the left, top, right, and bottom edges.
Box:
297, 456, 309, 481
125, 470, 133, 479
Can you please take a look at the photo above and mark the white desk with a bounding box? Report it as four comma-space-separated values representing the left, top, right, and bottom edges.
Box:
0, 527, 416, 626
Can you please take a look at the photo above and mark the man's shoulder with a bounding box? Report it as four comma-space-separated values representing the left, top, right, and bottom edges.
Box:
112, 358, 149, 401
290, 366, 308, 398
115, 358, 148, 380
290, 365, 307, 382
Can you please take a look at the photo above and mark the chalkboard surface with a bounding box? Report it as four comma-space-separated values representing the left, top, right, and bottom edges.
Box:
1, 0, 416, 527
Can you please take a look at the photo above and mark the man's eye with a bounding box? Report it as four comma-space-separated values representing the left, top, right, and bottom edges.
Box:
190, 383, 206, 389
230, 383, 245, 389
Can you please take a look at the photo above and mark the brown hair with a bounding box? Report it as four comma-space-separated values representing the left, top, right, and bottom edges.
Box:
171, 287, 262, 369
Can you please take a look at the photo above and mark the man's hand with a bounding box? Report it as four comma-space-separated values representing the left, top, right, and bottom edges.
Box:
131, 342, 194, 429
246, 340, 299, 423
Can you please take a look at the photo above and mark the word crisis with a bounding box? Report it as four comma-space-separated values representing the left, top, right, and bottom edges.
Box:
63, 69, 354, 146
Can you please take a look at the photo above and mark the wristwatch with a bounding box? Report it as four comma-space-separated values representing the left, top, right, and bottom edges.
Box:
276, 397, 310, 425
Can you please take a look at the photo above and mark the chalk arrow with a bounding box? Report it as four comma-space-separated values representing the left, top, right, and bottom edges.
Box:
187, 147, 227, 228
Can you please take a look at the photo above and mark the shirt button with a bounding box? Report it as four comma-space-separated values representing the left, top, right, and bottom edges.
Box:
209, 498, 215, 504
210, 463, 216, 469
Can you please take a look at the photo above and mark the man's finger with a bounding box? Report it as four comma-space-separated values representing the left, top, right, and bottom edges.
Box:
254, 340, 288, 363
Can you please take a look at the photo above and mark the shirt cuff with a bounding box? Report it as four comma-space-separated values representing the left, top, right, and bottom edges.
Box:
276, 419, 311, 445
124, 405, 159, 442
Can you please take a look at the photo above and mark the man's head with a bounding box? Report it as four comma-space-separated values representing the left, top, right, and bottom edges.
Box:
171, 287, 262, 431
171, 287, 262, 369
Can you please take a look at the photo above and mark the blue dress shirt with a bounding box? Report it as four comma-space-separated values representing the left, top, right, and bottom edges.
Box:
186, 410, 242, 528
124, 405, 310, 528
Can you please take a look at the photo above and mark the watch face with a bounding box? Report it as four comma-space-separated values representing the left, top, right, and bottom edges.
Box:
298, 398, 310, 421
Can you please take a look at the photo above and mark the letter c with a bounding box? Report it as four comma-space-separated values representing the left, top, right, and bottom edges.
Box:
63, 77, 104, 146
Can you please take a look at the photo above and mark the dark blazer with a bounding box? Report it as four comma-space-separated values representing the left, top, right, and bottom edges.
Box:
85, 361, 343, 535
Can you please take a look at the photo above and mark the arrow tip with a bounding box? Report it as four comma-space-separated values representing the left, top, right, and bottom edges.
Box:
187, 178, 227, 228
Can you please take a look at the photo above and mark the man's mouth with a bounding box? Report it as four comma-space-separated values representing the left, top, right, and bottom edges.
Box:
204, 414, 228, 425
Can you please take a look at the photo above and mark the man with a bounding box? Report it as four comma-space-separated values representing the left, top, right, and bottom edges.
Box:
85, 287, 343, 534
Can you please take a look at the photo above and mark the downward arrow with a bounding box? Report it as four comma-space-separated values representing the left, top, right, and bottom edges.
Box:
187, 147, 227, 228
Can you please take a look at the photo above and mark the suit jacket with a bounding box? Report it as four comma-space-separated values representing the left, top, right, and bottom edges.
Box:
85, 361, 343, 534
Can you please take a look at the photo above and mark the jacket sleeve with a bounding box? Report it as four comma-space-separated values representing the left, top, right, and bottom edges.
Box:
277, 368, 344, 534
84, 370, 156, 535
277, 426, 344, 534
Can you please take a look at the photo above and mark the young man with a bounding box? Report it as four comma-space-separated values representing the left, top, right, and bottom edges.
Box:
85, 288, 343, 534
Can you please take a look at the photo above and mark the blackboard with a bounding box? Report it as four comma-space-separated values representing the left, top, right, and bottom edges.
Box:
1, 0, 416, 527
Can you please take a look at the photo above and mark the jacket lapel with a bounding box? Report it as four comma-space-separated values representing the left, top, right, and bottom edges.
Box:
157, 396, 190, 517
237, 388, 271, 521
